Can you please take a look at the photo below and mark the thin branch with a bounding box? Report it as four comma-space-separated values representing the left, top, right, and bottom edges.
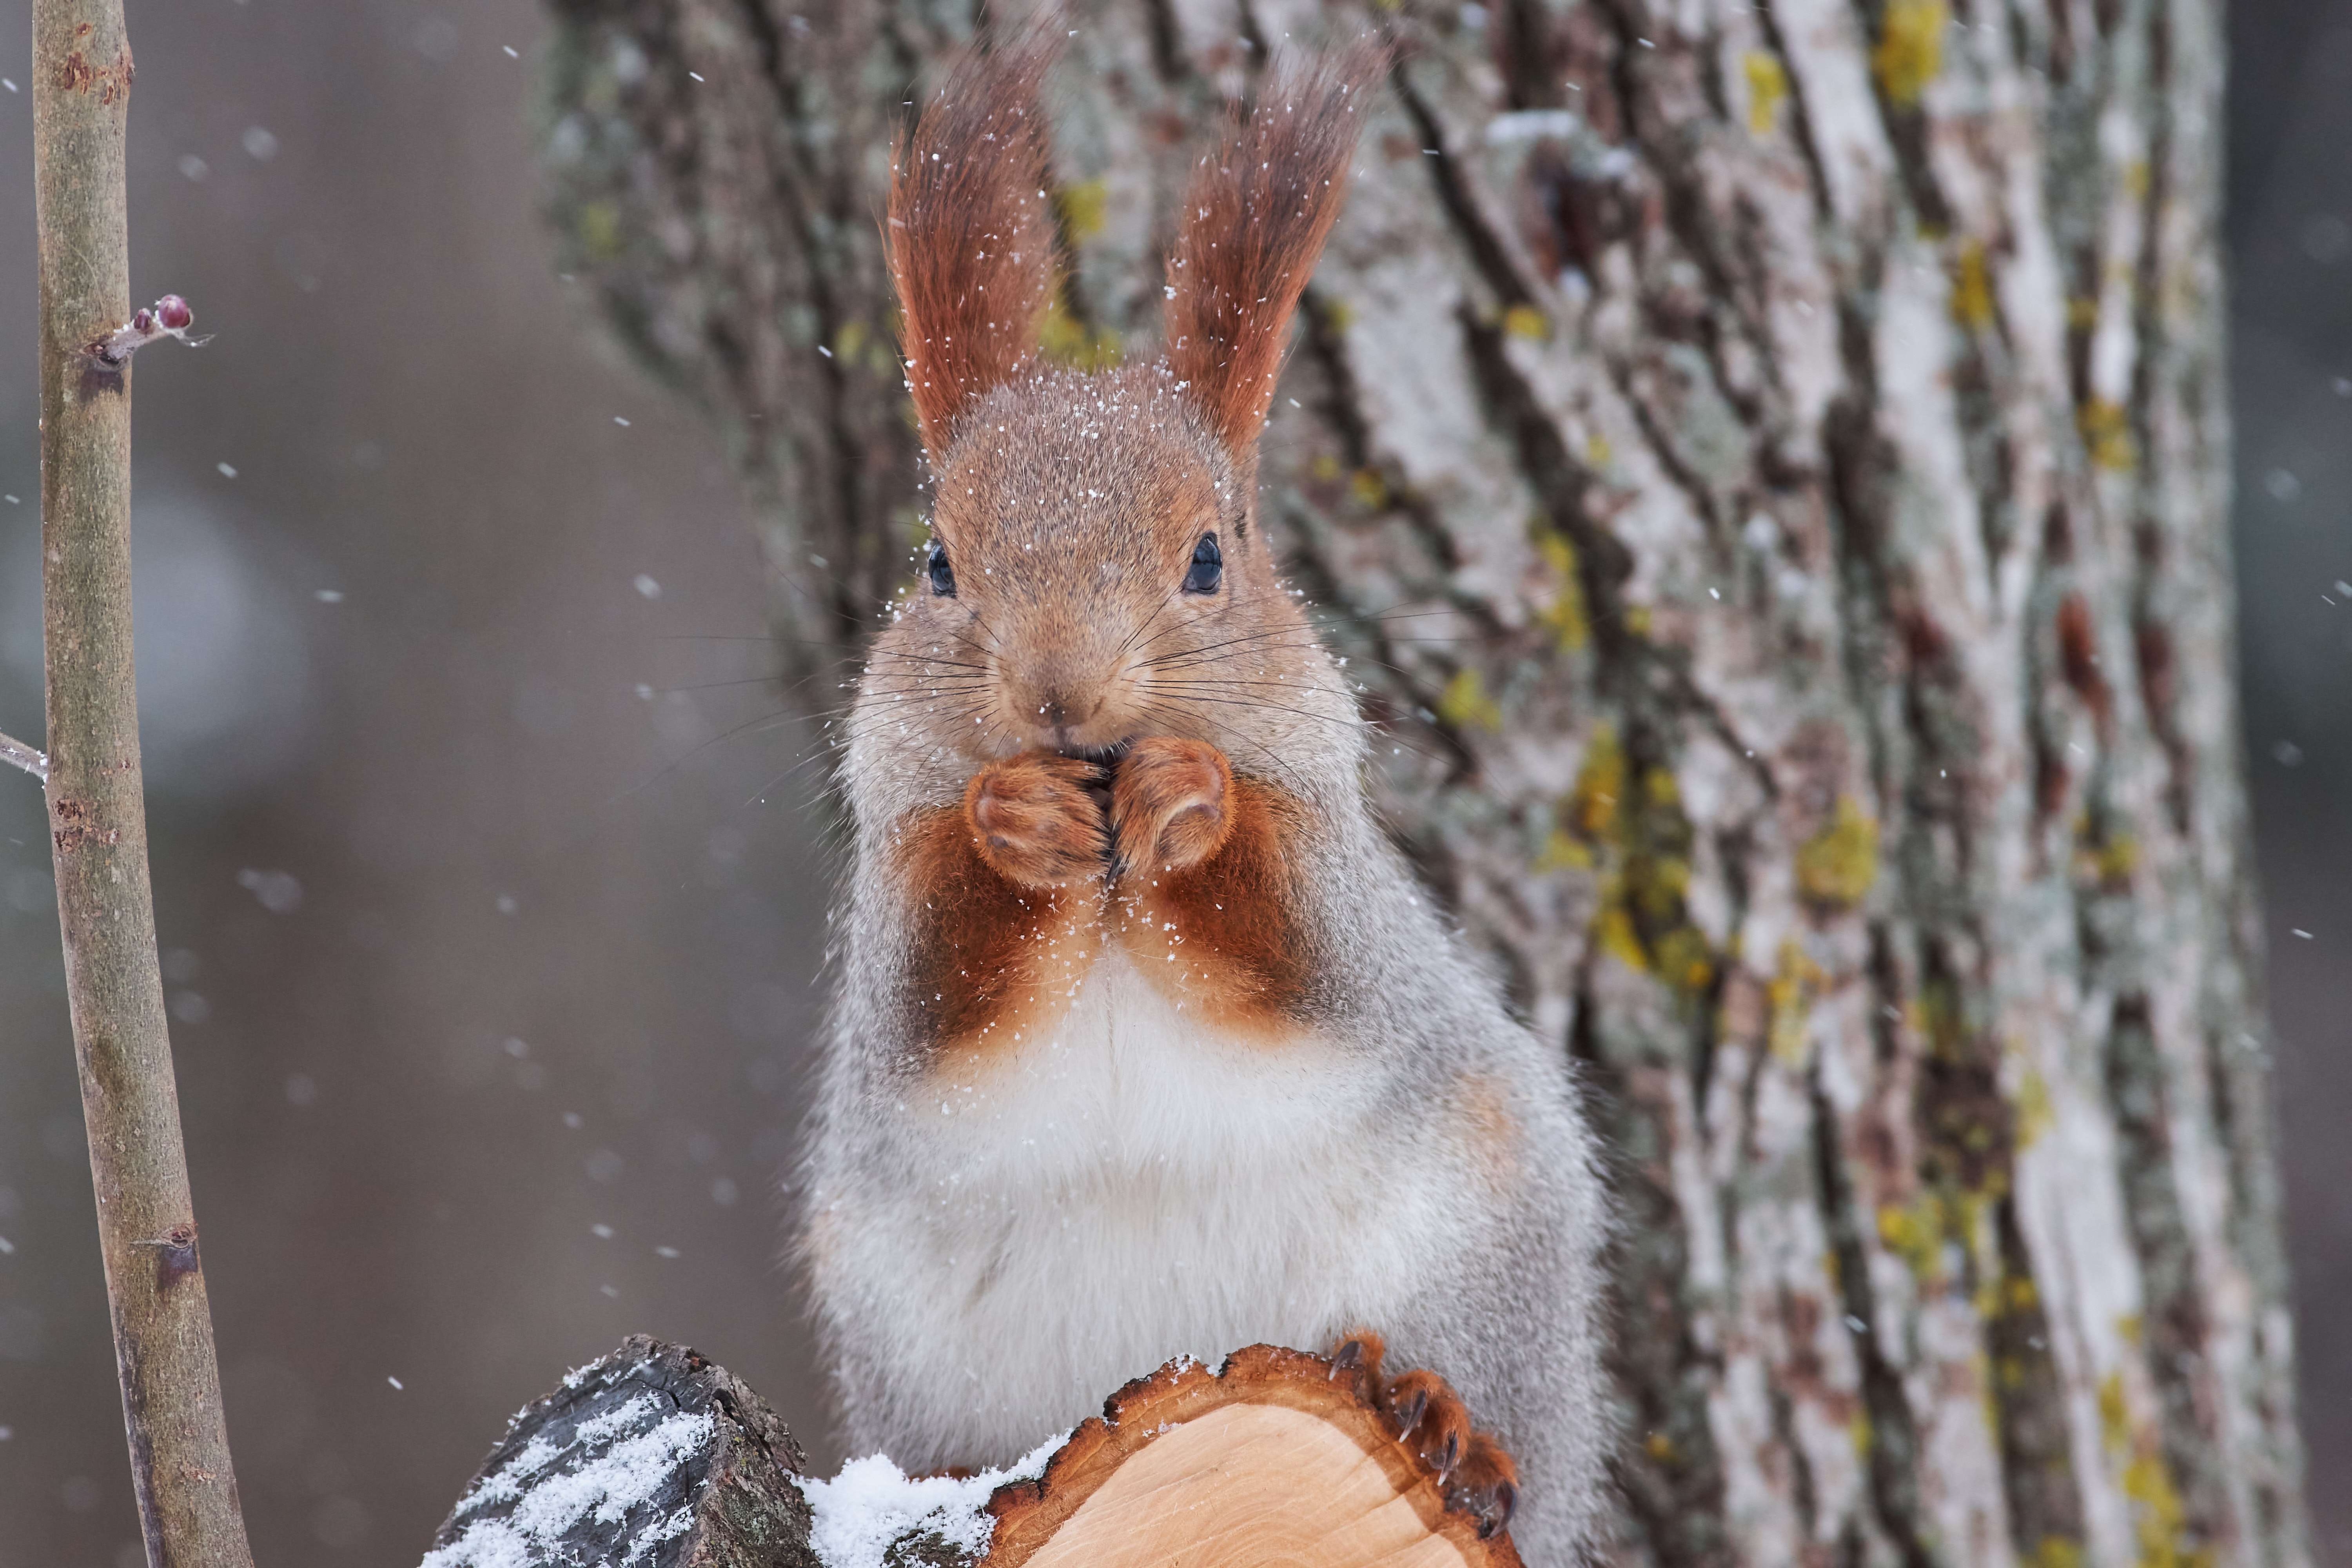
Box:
34, 1, 254, 1564
0, 728, 45, 781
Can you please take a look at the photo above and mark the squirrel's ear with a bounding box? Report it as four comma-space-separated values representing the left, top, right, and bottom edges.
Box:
889, 28, 1063, 458
1162, 44, 1384, 456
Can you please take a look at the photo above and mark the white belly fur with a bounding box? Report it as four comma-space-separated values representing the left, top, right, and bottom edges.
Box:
827, 947, 1457, 1466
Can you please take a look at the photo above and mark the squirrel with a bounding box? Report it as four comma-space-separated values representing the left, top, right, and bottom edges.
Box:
800, 32, 1613, 1563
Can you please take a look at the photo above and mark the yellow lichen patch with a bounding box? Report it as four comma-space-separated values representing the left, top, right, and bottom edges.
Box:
1038, 294, 1121, 370
1797, 795, 1880, 909
1534, 531, 1591, 652
577, 199, 622, 260
1872, 0, 1948, 108
1974, 1347, 2001, 1439
1974, 1269, 2039, 1322
2013, 1066, 2054, 1149
1585, 432, 1613, 468
1570, 726, 1626, 838
1438, 668, 1504, 732
1951, 240, 1996, 330
2067, 294, 2102, 330
1767, 940, 1824, 1065
2123, 159, 2152, 201
1349, 467, 1390, 510
2076, 824, 2140, 888
1623, 604, 1653, 637
2098, 1371, 2131, 1456
1744, 51, 1789, 136
1553, 725, 1719, 996
1319, 295, 1357, 333
1849, 1411, 1875, 1456
1535, 830, 1593, 872
1878, 1188, 1986, 1285
1310, 452, 1342, 483
1053, 178, 1110, 241
836, 318, 870, 362
1596, 901, 1649, 973
2117, 1312, 2145, 1348
2080, 398, 2136, 472
1503, 302, 1551, 341
1644, 1430, 1677, 1462
2034, 1537, 2086, 1568
2123, 1452, 2205, 1568
1653, 925, 1716, 992
1878, 1197, 1946, 1281
2095, 1359, 2207, 1568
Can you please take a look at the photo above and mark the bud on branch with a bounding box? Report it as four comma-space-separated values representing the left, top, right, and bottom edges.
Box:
85, 293, 207, 370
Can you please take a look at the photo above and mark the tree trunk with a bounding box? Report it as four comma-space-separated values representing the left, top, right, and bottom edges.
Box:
537, 2, 2307, 1563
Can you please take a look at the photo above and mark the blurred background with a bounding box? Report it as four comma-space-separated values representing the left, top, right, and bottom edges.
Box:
0, 1, 2343, 1563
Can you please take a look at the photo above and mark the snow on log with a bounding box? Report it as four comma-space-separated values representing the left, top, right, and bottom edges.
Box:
423, 1338, 1524, 1568
421, 1335, 818, 1568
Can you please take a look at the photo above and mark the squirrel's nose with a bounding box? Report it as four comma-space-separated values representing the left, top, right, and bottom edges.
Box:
1031, 687, 1103, 745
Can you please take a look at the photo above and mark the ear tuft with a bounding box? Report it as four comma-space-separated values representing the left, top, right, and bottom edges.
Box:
1162, 43, 1385, 455
889, 26, 1064, 456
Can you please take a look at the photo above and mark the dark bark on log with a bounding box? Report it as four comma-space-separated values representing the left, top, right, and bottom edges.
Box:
535, 2, 2309, 1563
422, 1336, 821, 1568
34, 2, 255, 1564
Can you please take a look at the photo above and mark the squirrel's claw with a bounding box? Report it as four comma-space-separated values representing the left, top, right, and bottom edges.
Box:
1329, 1330, 1519, 1542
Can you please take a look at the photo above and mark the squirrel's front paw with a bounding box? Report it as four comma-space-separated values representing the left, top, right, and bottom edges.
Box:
1331, 1331, 1521, 1541
965, 753, 1109, 888
1111, 736, 1233, 875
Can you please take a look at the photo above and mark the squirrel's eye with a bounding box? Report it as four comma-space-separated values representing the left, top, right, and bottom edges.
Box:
1183, 532, 1222, 595
927, 540, 956, 597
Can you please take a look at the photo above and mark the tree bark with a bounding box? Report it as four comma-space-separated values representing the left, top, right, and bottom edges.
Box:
34, 3, 254, 1565
538, 2, 2307, 1563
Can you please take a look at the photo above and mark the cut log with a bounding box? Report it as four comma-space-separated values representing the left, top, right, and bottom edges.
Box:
982, 1342, 1522, 1568
421, 1335, 818, 1568
421, 1338, 1521, 1568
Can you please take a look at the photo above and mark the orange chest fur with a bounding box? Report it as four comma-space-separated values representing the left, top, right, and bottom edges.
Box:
899, 780, 1311, 1067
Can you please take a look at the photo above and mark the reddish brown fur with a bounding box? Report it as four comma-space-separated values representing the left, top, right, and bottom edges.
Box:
900, 808, 1099, 1056
1114, 765, 1313, 1035
1328, 1330, 1520, 1540
1387, 1369, 1470, 1472
967, 751, 1110, 887
900, 740, 1316, 1060
1449, 1436, 1521, 1541
1109, 736, 1235, 875
1163, 45, 1386, 456
887, 29, 1062, 456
